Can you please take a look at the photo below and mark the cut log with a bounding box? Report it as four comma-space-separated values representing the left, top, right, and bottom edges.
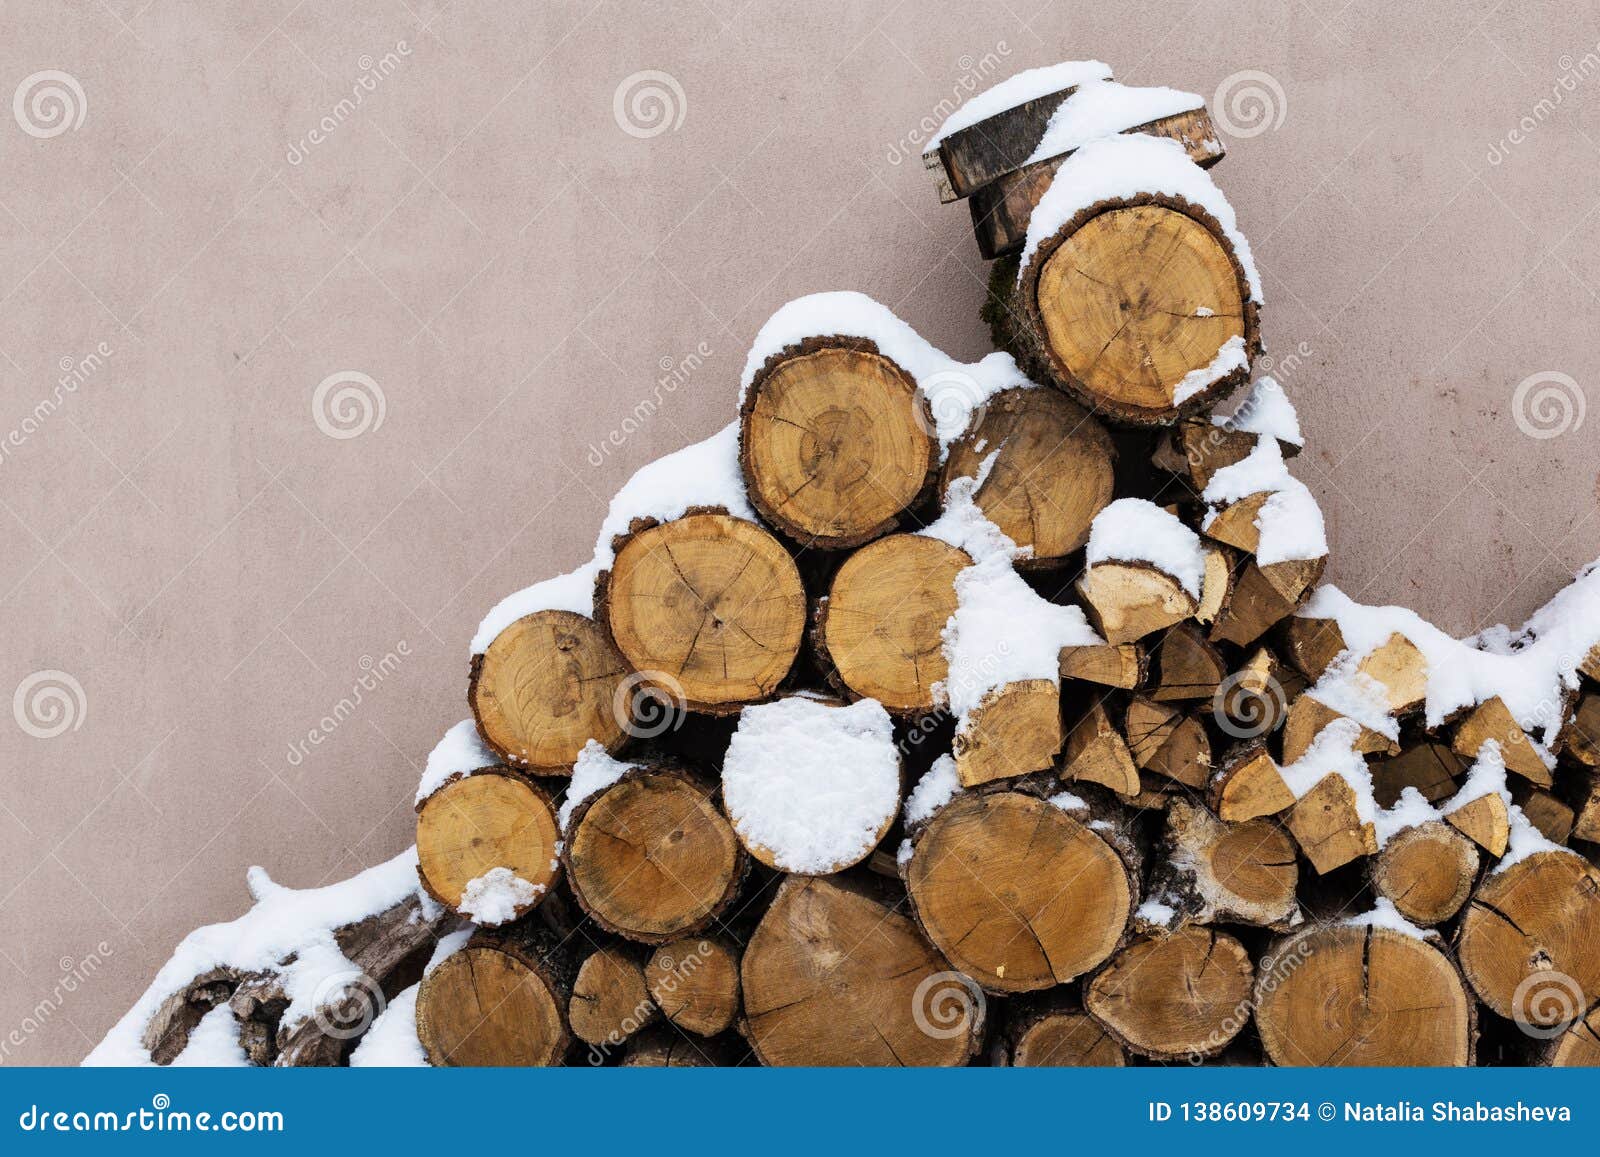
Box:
1153, 798, 1300, 927
1444, 792, 1511, 857
1281, 613, 1346, 681
1150, 622, 1226, 701
601, 512, 806, 712
1213, 645, 1292, 738
1085, 927, 1254, 1060
1210, 557, 1323, 647
1011, 196, 1255, 423
1002, 1001, 1126, 1067
1281, 693, 1398, 766
569, 947, 656, 1049
740, 340, 936, 548
1060, 698, 1140, 796
905, 790, 1133, 992
563, 767, 745, 944
1371, 742, 1465, 808
1076, 561, 1198, 645
1195, 545, 1233, 625
415, 770, 560, 926
1203, 490, 1271, 555
619, 1028, 715, 1067
925, 66, 1112, 202
645, 938, 741, 1037
1451, 696, 1552, 786
1125, 696, 1210, 788
1208, 743, 1294, 821
1254, 924, 1474, 1066
1370, 821, 1478, 926
469, 610, 629, 773
940, 387, 1114, 565
415, 925, 572, 1067
1285, 772, 1377, 874
953, 678, 1063, 786
741, 875, 980, 1066
1172, 415, 1259, 491
1059, 641, 1145, 688
1515, 786, 1574, 844
817, 533, 967, 712
1457, 851, 1600, 1026
1571, 770, 1600, 844
969, 106, 1224, 259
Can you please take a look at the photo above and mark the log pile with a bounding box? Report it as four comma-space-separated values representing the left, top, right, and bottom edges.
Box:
97, 61, 1600, 1070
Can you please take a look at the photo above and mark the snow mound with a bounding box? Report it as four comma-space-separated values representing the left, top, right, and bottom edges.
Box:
1215, 375, 1303, 446
1086, 498, 1207, 598
416, 719, 499, 805
1202, 436, 1327, 565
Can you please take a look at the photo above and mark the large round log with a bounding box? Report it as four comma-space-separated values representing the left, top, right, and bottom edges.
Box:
904, 790, 1133, 993
601, 512, 806, 712
1086, 927, 1254, 1060
415, 928, 570, 1067
740, 339, 936, 548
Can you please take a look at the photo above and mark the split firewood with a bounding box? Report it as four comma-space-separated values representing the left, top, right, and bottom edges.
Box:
998, 997, 1126, 1067
1284, 772, 1377, 874
1456, 851, 1600, 1026
1124, 696, 1210, 788
970, 100, 1222, 259
1254, 924, 1474, 1066
468, 610, 629, 772
1451, 696, 1552, 786
645, 938, 741, 1037
415, 924, 573, 1067
741, 875, 981, 1066
1085, 927, 1254, 1061
1168, 414, 1259, 491
1561, 692, 1600, 766
1060, 641, 1145, 688
904, 789, 1133, 992
415, 768, 560, 926
568, 946, 656, 1048
1210, 557, 1323, 647
1356, 633, 1429, 715
815, 533, 967, 712
1514, 786, 1574, 844
1195, 545, 1233, 625
1212, 645, 1295, 736
1570, 770, 1600, 844
1060, 698, 1139, 796
1077, 561, 1198, 644
1370, 821, 1478, 926
1371, 742, 1465, 808
1444, 791, 1511, 857
923, 60, 1112, 203
1281, 693, 1398, 765
1280, 613, 1346, 681
1008, 144, 1257, 423
940, 387, 1114, 566
1150, 798, 1300, 927
740, 339, 936, 548
563, 766, 745, 944
1150, 622, 1226, 701
954, 678, 1063, 786
1208, 743, 1295, 821
1584, 643, 1600, 683
599, 511, 806, 713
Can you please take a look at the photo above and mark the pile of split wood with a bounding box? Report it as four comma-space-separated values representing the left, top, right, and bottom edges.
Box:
98, 61, 1600, 1070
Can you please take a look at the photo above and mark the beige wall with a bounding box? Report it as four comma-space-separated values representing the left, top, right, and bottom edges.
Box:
2, 0, 1597, 1062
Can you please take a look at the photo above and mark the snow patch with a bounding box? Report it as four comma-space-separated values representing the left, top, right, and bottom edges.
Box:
1215, 375, 1303, 446
903, 755, 961, 827
168, 1005, 249, 1068
1345, 898, 1434, 941
558, 740, 638, 832
1202, 436, 1327, 565
1027, 80, 1204, 164
923, 60, 1113, 153
415, 719, 499, 805
458, 867, 543, 926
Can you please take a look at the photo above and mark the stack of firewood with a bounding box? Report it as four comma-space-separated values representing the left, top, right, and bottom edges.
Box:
109, 62, 1600, 1070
